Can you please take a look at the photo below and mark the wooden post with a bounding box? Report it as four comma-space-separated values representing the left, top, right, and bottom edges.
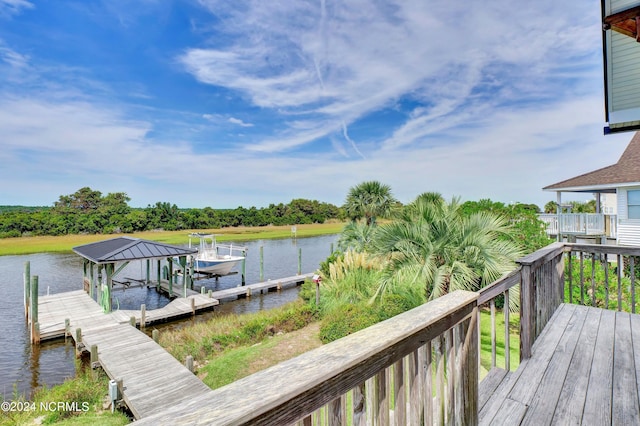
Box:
129, 316, 136, 327
520, 264, 534, 360
208, 289, 213, 299
75, 328, 83, 357
24, 261, 30, 320
316, 281, 320, 306
30, 276, 39, 344
246, 288, 252, 298
201, 286, 206, 295
65, 318, 70, 338
186, 355, 194, 373
298, 248, 302, 275
260, 246, 264, 281
191, 298, 195, 316
152, 329, 159, 343
157, 260, 161, 291
146, 259, 151, 284
90, 344, 99, 369
330, 242, 334, 254
168, 258, 174, 296
140, 304, 146, 328
241, 254, 246, 286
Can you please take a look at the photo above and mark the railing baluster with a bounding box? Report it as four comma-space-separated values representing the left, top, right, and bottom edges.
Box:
604, 253, 609, 310
435, 335, 445, 425
632, 257, 636, 314
393, 358, 405, 426
423, 341, 432, 425
490, 299, 496, 368
617, 254, 622, 311
580, 251, 585, 305
352, 383, 366, 426
568, 251, 573, 304
591, 255, 596, 307
504, 289, 510, 371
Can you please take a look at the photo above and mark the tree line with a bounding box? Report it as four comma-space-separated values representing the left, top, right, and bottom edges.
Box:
0, 187, 343, 238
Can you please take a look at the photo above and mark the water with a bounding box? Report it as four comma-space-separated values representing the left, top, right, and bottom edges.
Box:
0, 234, 337, 399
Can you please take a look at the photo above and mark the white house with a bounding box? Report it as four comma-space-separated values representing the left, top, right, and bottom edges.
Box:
544, 132, 640, 245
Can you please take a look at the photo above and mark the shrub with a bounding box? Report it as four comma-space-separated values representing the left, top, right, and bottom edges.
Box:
319, 302, 380, 343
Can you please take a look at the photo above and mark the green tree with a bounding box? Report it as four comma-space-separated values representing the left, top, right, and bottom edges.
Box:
372, 194, 523, 301
544, 201, 557, 213
337, 221, 378, 252
344, 181, 396, 225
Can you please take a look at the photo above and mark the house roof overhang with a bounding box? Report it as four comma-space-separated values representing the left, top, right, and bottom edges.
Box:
73, 237, 196, 265
543, 132, 640, 193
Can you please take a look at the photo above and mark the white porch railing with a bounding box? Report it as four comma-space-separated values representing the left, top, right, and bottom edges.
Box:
538, 214, 617, 238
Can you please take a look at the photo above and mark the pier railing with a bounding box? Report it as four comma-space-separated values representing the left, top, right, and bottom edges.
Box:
133, 241, 640, 424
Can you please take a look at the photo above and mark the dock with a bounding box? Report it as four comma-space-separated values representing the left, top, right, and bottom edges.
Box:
38, 291, 212, 419
38, 290, 218, 340
207, 273, 313, 301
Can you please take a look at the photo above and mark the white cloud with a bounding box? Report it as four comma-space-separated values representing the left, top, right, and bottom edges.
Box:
182, 0, 600, 157
228, 117, 253, 127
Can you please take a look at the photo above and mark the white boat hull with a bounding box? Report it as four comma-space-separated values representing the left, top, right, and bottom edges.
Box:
194, 256, 243, 275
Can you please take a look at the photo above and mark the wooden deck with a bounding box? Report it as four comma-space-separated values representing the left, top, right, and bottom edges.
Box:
479, 303, 640, 425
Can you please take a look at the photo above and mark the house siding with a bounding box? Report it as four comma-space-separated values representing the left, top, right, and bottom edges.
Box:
616, 187, 640, 245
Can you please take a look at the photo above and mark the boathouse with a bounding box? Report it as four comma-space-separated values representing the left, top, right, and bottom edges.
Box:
72, 237, 197, 312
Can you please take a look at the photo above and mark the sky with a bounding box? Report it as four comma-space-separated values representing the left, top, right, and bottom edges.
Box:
0, 0, 634, 209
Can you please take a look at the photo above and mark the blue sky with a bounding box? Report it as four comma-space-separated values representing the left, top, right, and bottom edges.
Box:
0, 0, 633, 209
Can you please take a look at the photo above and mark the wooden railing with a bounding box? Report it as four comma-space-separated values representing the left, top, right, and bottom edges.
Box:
137, 242, 640, 425
137, 291, 479, 425
564, 243, 640, 313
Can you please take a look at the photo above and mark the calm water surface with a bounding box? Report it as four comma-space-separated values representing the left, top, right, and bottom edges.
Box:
0, 235, 337, 399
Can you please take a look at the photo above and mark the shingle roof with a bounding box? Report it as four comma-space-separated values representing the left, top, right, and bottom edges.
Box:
544, 132, 640, 191
73, 237, 196, 264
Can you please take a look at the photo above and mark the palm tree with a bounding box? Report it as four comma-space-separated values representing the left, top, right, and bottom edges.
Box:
372, 193, 523, 301
344, 181, 396, 225
337, 221, 378, 252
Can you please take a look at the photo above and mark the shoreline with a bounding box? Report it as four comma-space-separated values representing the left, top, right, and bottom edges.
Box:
0, 222, 344, 256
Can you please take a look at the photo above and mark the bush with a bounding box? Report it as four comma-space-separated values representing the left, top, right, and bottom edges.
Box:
319, 302, 380, 343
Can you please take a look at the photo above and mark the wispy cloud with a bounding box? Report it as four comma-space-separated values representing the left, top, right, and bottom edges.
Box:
181, 0, 600, 158
0, 0, 33, 18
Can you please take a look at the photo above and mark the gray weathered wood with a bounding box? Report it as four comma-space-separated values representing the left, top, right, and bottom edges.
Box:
135, 290, 479, 425
612, 311, 640, 424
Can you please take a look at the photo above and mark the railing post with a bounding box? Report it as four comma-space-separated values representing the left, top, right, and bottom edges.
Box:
520, 264, 534, 360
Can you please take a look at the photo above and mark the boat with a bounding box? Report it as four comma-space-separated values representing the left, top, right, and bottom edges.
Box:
188, 233, 247, 275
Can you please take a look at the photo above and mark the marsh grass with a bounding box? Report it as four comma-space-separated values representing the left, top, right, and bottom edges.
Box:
0, 361, 129, 426
0, 223, 344, 256
158, 299, 317, 365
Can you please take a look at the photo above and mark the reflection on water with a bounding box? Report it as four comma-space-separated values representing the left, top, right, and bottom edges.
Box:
0, 235, 337, 399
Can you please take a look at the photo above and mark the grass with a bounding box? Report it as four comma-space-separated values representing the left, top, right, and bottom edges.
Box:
479, 308, 520, 377
0, 362, 129, 426
0, 222, 345, 256
158, 299, 317, 365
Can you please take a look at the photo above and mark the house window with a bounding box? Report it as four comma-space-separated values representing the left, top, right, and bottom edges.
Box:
628, 190, 640, 219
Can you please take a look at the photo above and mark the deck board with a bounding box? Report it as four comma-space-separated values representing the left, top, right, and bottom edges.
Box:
480, 304, 640, 425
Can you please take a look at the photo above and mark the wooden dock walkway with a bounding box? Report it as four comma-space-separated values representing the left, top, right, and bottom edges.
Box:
38, 290, 218, 340
207, 273, 313, 301
479, 303, 640, 425
37, 290, 213, 419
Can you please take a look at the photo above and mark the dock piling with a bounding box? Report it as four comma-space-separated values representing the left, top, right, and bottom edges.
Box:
152, 329, 159, 343
260, 246, 264, 281
30, 276, 39, 344
75, 328, 83, 357
186, 355, 194, 373
141, 304, 146, 328
129, 316, 136, 327
65, 318, 70, 338
24, 261, 30, 320
298, 248, 302, 275
90, 344, 99, 369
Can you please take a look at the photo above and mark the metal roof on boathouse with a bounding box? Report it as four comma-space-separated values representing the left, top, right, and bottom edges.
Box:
72, 236, 196, 264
